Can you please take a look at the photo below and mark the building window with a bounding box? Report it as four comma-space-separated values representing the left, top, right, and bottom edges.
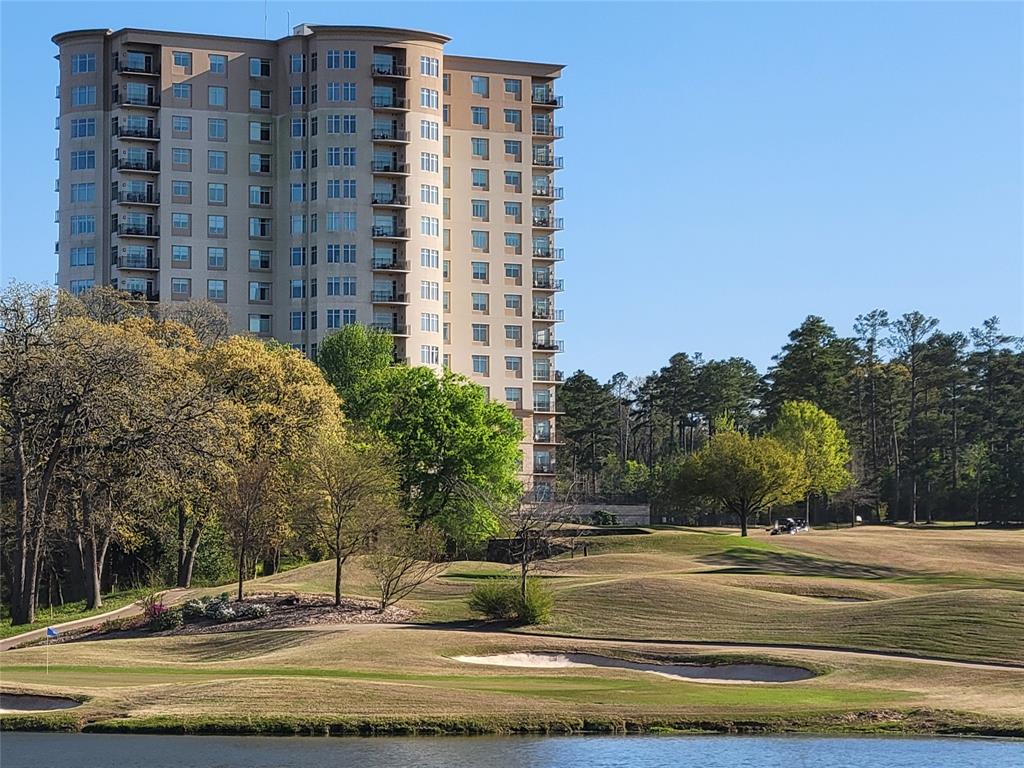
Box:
208, 151, 226, 172
249, 185, 272, 206
420, 281, 439, 301
472, 293, 489, 312
172, 83, 191, 101
471, 200, 489, 220
208, 86, 227, 107
69, 246, 95, 266
504, 140, 522, 159
173, 51, 193, 70
172, 148, 192, 169
71, 53, 96, 74
472, 355, 489, 375
505, 325, 522, 343
505, 294, 522, 312
420, 120, 439, 140
505, 232, 522, 251
172, 116, 192, 137
290, 311, 305, 331
250, 153, 271, 174
471, 137, 489, 159
248, 281, 271, 302
249, 121, 271, 142
505, 356, 522, 374
70, 215, 95, 235
326, 309, 341, 329
505, 263, 522, 281
342, 114, 356, 133
207, 247, 226, 269
421, 152, 439, 173
71, 86, 96, 106
207, 215, 226, 236
342, 277, 357, 296
471, 106, 489, 127
208, 183, 226, 204
249, 89, 272, 110
421, 184, 439, 204
69, 279, 95, 296
249, 58, 271, 77
70, 182, 95, 203
326, 49, 341, 69
171, 245, 191, 264
504, 171, 522, 191
207, 279, 226, 301
249, 314, 272, 334
421, 312, 439, 332
290, 279, 305, 299
208, 118, 227, 140
70, 150, 95, 170
209, 54, 227, 74
342, 309, 356, 325
343, 49, 356, 68
249, 249, 272, 270
342, 82, 356, 101
420, 56, 439, 76
420, 88, 439, 109
472, 169, 489, 190
472, 324, 489, 343
420, 345, 440, 365
171, 278, 191, 297
70, 118, 95, 138
504, 78, 522, 97
504, 109, 522, 129
472, 261, 489, 280
471, 75, 489, 97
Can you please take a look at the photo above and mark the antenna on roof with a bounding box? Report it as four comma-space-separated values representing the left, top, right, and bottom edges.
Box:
287, 11, 291, 36
264, 0, 268, 39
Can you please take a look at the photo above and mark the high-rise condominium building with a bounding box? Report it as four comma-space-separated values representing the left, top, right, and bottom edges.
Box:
52, 25, 564, 497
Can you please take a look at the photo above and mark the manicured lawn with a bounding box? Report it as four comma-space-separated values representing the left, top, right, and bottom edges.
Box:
0, 589, 149, 640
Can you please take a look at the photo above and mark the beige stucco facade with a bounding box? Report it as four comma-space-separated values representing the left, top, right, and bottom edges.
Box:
53, 24, 563, 497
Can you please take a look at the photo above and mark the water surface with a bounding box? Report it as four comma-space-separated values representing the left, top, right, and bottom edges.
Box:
2, 733, 1021, 768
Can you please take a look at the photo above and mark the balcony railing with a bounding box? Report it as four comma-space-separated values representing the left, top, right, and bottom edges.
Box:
117, 254, 160, 270
532, 247, 565, 261
533, 369, 565, 383
532, 155, 564, 169
532, 277, 565, 291
371, 160, 411, 174
370, 290, 410, 303
533, 431, 561, 444
115, 158, 160, 172
371, 226, 411, 239
533, 462, 557, 475
116, 191, 160, 205
531, 124, 564, 138
533, 401, 561, 414
371, 128, 411, 142
532, 308, 565, 321
114, 93, 160, 107
532, 186, 564, 199
532, 92, 563, 108
117, 223, 159, 237
532, 216, 564, 230
371, 322, 411, 335
127, 287, 160, 302
371, 96, 409, 110
116, 125, 159, 139
372, 64, 410, 78
371, 193, 410, 206
533, 338, 564, 352
118, 61, 159, 75
371, 258, 410, 271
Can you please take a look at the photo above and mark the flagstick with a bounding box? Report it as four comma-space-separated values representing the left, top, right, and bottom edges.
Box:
46, 635, 49, 675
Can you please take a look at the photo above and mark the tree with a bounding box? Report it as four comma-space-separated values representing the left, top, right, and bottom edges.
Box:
293, 423, 399, 605
771, 400, 853, 525
356, 366, 522, 547
198, 337, 341, 601
317, 324, 395, 422
762, 315, 857, 423
961, 442, 994, 527
366, 523, 448, 612
558, 371, 618, 494
694, 357, 760, 433
673, 429, 808, 536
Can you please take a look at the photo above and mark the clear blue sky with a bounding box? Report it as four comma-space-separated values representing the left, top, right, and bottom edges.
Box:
2, 1, 1021, 380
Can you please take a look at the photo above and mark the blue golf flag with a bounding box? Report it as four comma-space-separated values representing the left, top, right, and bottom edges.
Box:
46, 627, 58, 638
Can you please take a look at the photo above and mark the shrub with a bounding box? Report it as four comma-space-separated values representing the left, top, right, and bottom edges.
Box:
148, 606, 184, 631
182, 599, 206, 620
233, 603, 272, 621
207, 601, 236, 623
468, 579, 518, 620
468, 578, 553, 625
99, 616, 140, 633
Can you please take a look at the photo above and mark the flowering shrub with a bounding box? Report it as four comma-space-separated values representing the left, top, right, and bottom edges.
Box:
182, 599, 206, 620
233, 603, 272, 621
148, 606, 184, 631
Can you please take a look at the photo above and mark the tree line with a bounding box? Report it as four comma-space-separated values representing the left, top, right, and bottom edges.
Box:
1, 284, 522, 625
559, 312, 1023, 526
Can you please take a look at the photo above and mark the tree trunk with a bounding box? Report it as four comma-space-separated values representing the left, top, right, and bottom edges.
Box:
176, 521, 204, 589
334, 545, 343, 607
738, 510, 749, 537
236, 541, 246, 602
83, 534, 103, 610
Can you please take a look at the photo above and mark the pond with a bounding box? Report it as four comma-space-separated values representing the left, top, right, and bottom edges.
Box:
1, 733, 1021, 768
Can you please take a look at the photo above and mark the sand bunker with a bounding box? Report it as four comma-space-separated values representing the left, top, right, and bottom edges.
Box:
453, 652, 814, 683
0, 693, 81, 714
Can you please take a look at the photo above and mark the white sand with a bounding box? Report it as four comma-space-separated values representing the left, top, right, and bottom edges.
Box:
454, 652, 585, 669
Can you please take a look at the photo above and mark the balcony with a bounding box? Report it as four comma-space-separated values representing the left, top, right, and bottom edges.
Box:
532, 186, 564, 200
532, 155, 564, 169
531, 124, 564, 139
370, 290, 410, 304
533, 400, 563, 415
532, 247, 565, 262
533, 431, 562, 446
113, 93, 160, 109
532, 216, 564, 231
115, 158, 160, 173
532, 276, 565, 291
116, 223, 159, 238
533, 338, 564, 352
371, 160, 411, 175
371, 226, 411, 240
117, 61, 159, 76
115, 125, 159, 141
372, 64, 410, 78
533, 369, 565, 384
116, 254, 160, 270
532, 92, 563, 108
127, 287, 160, 302
532, 308, 565, 322
115, 191, 160, 206
371, 322, 411, 336
371, 128, 411, 143
371, 193, 410, 208
533, 462, 557, 475
371, 96, 409, 111
371, 258, 410, 272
